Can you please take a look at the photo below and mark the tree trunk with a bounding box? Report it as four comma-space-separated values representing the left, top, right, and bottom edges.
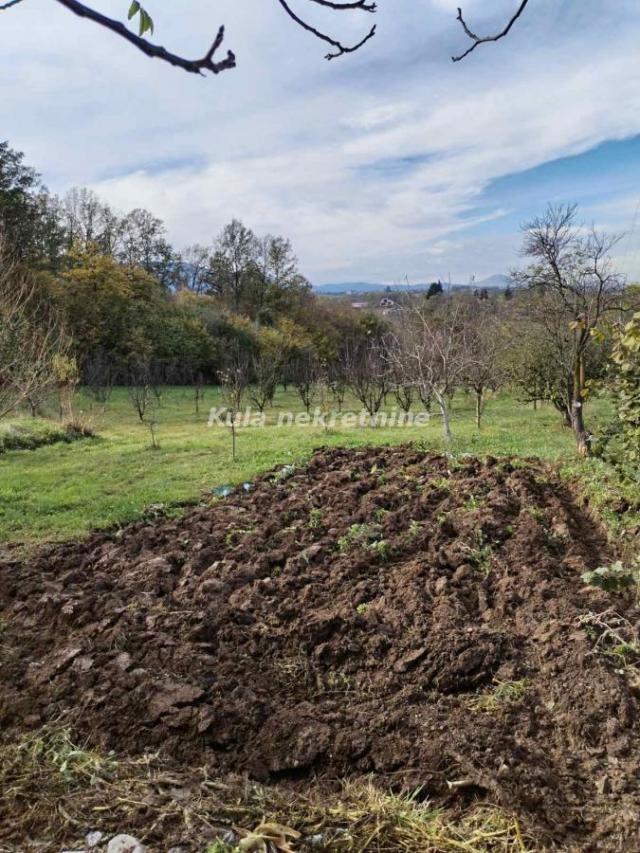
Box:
475, 387, 483, 429
553, 399, 572, 428
59, 384, 74, 422
571, 399, 590, 456
571, 356, 590, 457
435, 390, 452, 445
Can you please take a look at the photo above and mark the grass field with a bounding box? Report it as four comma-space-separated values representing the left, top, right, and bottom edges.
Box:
0, 386, 617, 544
3, 389, 640, 852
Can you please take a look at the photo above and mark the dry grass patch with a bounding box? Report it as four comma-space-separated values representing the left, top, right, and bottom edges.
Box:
0, 726, 535, 852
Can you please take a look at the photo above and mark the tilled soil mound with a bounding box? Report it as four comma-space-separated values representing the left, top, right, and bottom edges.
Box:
1, 447, 639, 848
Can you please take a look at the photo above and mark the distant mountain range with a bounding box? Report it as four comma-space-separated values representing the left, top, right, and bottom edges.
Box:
313, 274, 510, 295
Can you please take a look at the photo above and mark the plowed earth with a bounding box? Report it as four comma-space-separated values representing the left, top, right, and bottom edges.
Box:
1, 446, 639, 849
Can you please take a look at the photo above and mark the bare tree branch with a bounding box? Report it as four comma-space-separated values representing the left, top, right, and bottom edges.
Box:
9, 0, 530, 78
276, 0, 376, 60
452, 0, 530, 62
307, 0, 376, 11
53, 0, 236, 76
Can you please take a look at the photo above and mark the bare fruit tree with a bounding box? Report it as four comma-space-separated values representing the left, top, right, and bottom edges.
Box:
290, 346, 322, 415
219, 342, 250, 461
249, 350, 280, 414
0, 246, 69, 419
513, 204, 626, 456
327, 359, 348, 413
127, 357, 162, 449
460, 301, 507, 429
345, 337, 390, 423
388, 300, 471, 444
391, 368, 416, 414
249, 327, 288, 414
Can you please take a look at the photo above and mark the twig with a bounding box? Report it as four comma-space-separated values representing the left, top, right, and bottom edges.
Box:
0, 0, 24, 10
277, 0, 376, 59
579, 609, 639, 656
452, 0, 530, 62
307, 0, 376, 10
52, 0, 236, 76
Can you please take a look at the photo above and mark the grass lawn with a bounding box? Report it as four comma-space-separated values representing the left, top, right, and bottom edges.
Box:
0, 386, 615, 544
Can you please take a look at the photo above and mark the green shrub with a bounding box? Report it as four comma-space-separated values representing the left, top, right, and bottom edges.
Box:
0, 419, 96, 454
582, 560, 637, 593
607, 313, 640, 469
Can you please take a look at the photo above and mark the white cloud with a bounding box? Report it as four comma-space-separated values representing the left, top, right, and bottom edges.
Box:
2, 0, 640, 281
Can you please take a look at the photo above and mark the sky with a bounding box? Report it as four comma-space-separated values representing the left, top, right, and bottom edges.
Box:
3, 0, 640, 284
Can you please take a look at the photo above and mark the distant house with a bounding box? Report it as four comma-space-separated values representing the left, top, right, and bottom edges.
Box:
351, 301, 369, 310
379, 297, 403, 316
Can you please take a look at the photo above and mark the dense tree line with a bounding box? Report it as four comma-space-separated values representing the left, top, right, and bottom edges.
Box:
0, 140, 379, 405
1, 139, 638, 465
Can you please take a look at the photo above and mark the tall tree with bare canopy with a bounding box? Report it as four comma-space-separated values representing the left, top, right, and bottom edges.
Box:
513, 204, 625, 457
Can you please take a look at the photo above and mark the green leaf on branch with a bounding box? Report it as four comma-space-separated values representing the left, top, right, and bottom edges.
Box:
127, 2, 154, 37
139, 9, 154, 36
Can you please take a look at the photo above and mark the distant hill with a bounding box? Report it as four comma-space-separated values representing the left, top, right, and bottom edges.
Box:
476, 274, 510, 289
314, 274, 510, 295
313, 282, 402, 295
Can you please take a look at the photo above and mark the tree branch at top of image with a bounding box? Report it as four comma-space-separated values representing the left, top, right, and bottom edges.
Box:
52, 0, 236, 76
0, 0, 534, 78
276, 0, 376, 60
452, 0, 531, 62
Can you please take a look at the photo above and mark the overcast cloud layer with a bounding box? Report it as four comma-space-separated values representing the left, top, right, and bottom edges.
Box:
3, 0, 640, 283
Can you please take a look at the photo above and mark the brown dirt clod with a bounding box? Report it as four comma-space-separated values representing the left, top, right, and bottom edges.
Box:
1, 446, 639, 849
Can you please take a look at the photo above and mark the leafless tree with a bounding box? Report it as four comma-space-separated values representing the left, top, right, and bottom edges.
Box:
25, 388, 47, 418
0, 1, 529, 78
327, 359, 348, 412
219, 342, 250, 461
345, 337, 390, 423
393, 383, 415, 414
388, 299, 471, 444
513, 204, 626, 456
194, 374, 206, 416
0, 244, 69, 419
389, 351, 416, 414
460, 302, 507, 428
290, 347, 322, 415
249, 350, 281, 414
127, 357, 162, 448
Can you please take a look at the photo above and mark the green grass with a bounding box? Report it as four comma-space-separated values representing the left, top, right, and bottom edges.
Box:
0, 387, 614, 544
